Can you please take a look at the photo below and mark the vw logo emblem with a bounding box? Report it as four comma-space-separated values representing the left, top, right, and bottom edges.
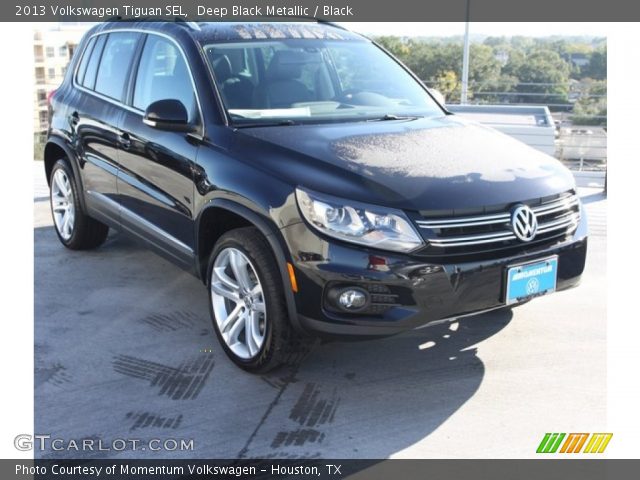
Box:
511, 205, 538, 242
526, 278, 540, 295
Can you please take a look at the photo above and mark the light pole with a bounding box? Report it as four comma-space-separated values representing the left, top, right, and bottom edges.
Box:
461, 0, 471, 104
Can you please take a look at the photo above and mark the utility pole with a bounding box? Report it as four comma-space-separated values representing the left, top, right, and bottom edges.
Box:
461, 0, 471, 104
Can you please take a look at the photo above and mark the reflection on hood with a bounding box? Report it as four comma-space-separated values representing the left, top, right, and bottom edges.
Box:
332, 122, 557, 183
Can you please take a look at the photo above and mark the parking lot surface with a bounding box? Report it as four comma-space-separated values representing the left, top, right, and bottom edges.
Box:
34, 162, 607, 459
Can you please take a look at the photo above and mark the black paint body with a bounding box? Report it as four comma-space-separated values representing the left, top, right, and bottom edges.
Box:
46, 22, 587, 337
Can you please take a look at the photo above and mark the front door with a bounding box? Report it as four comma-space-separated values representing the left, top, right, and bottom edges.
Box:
117, 33, 201, 265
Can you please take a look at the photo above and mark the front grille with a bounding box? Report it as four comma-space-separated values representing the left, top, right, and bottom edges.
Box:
414, 191, 580, 256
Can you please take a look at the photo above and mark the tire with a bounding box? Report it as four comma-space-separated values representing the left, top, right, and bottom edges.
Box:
49, 159, 109, 250
207, 227, 309, 373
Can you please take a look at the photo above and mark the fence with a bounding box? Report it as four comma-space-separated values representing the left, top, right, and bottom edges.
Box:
425, 80, 607, 173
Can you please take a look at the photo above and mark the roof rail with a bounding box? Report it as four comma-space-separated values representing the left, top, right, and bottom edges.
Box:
237, 15, 349, 30
315, 19, 349, 31
104, 18, 346, 34
104, 16, 201, 31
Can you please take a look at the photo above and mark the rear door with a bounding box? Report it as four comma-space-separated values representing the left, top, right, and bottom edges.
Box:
117, 33, 202, 265
73, 31, 142, 225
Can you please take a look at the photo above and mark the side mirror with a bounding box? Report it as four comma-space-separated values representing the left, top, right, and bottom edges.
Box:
143, 99, 193, 132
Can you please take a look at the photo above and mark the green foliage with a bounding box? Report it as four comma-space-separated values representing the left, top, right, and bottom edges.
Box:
372, 35, 606, 121
581, 47, 607, 80
433, 70, 460, 102
508, 49, 571, 106
572, 79, 607, 125
375, 36, 410, 58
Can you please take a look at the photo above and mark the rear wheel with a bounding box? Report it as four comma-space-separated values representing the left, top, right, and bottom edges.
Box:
49, 159, 109, 250
207, 227, 309, 373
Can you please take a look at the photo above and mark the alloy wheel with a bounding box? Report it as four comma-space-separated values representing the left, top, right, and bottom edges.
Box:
210, 247, 267, 359
51, 169, 76, 241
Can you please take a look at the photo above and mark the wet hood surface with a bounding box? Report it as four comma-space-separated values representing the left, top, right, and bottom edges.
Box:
235, 115, 575, 212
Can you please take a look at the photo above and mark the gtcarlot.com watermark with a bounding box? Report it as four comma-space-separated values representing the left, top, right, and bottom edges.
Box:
15, 434, 194, 452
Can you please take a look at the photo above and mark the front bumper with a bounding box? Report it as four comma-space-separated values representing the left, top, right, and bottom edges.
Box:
280, 212, 588, 337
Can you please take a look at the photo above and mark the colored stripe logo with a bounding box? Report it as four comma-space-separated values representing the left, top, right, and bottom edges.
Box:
537, 433, 612, 454
583, 433, 613, 453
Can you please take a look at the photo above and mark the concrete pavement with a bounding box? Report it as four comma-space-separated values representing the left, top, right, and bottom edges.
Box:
34, 161, 607, 459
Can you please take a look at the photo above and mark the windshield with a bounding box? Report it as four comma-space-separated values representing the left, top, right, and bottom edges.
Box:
202, 39, 444, 126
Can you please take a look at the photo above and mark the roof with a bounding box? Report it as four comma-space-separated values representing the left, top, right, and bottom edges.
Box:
90, 21, 366, 43
192, 22, 364, 43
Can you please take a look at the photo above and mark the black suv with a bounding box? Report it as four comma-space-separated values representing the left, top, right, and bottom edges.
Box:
45, 21, 587, 372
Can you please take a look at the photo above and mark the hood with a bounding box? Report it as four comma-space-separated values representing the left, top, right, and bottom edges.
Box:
235, 115, 575, 212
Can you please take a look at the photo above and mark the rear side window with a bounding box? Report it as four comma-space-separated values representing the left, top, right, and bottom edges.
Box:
75, 36, 96, 86
79, 34, 106, 90
94, 32, 139, 100
133, 35, 197, 122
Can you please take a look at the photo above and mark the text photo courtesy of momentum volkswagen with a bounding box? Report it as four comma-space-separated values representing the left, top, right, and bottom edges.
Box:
44, 21, 586, 372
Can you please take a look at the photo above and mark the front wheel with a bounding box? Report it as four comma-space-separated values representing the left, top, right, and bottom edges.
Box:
207, 227, 308, 373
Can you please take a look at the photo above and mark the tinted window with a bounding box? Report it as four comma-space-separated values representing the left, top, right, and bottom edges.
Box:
94, 32, 139, 100
75, 36, 96, 86
204, 40, 443, 125
81, 34, 106, 89
133, 35, 196, 121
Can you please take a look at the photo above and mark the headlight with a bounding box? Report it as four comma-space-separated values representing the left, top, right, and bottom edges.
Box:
295, 188, 423, 253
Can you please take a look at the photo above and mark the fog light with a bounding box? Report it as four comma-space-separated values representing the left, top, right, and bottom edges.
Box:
338, 289, 368, 310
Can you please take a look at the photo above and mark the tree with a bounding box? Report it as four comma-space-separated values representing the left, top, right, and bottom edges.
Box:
582, 47, 607, 80
572, 79, 607, 125
507, 49, 571, 107
375, 36, 410, 58
433, 70, 460, 102
370, 34, 603, 113
375, 40, 502, 101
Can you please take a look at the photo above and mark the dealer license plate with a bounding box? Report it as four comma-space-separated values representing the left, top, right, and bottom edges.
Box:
505, 256, 558, 305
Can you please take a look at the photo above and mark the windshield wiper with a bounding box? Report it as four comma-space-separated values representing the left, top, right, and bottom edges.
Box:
234, 119, 298, 128
367, 114, 421, 122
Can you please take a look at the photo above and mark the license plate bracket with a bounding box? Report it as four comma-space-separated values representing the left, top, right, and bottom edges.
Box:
505, 256, 558, 305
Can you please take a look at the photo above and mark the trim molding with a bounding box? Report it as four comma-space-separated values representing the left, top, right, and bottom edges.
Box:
86, 190, 194, 258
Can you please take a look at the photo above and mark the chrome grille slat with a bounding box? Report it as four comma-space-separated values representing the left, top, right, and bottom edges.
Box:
537, 214, 580, 234
429, 230, 516, 246
416, 192, 580, 251
416, 213, 510, 229
532, 197, 579, 216
429, 234, 517, 248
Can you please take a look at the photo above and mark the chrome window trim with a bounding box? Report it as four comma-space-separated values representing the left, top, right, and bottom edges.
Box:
74, 35, 97, 87
72, 28, 205, 135
199, 44, 230, 126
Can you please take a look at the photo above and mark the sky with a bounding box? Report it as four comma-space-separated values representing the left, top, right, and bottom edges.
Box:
340, 22, 611, 38
45, 22, 611, 39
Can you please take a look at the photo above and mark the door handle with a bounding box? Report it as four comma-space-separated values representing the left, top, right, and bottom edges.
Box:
118, 132, 131, 150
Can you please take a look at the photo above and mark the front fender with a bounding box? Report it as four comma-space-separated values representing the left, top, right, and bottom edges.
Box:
195, 198, 306, 334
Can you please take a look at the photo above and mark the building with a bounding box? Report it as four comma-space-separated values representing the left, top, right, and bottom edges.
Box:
494, 50, 509, 66
566, 52, 590, 68
33, 25, 87, 141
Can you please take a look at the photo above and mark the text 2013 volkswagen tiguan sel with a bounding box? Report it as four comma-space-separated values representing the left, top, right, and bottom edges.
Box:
45, 21, 587, 372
